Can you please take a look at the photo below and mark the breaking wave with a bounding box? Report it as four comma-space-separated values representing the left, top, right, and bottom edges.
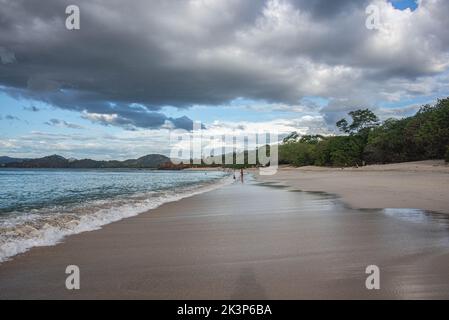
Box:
0, 172, 232, 263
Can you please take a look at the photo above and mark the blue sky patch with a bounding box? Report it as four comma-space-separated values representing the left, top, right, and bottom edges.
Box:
389, 0, 418, 11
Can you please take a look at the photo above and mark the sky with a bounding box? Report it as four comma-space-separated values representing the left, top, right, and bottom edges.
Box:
1, 0, 448, 159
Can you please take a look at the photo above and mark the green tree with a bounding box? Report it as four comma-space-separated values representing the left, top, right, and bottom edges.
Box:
336, 109, 379, 135
299, 134, 325, 144
364, 118, 409, 163
279, 141, 316, 166
411, 99, 449, 159
327, 136, 364, 167
279, 98, 449, 167
283, 131, 299, 143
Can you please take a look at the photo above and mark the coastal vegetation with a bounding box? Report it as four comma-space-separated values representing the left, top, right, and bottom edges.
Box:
279, 97, 449, 167
3, 98, 448, 169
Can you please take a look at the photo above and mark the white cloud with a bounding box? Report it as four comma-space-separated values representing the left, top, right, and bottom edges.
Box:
1, 0, 448, 111
1, 0, 449, 158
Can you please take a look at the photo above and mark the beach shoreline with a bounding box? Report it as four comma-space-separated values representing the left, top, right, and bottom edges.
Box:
1, 162, 449, 299
0, 170, 233, 264
253, 160, 449, 213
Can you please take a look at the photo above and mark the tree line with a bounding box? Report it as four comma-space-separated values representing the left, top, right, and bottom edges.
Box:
279, 97, 449, 167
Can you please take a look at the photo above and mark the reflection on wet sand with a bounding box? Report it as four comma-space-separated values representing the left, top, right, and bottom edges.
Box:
0, 176, 448, 299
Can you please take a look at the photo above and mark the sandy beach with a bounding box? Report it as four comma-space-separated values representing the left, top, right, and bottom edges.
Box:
1, 163, 449, 299
256, 160, 449, 213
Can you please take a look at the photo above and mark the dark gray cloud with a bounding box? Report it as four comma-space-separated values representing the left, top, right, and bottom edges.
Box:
0, 0, 448, 129
23, 105, 40, 112
0, 46, 16, 64
291, 0, 371, 19
45, 118, 84, 129
4, 114, 20, 121
319, 98, 426, 130
0, 0, 273, 105
80, 106, 203, 131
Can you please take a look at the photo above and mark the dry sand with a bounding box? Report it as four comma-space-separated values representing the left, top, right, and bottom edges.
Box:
255, 160, 449, 213
1, 166, 449, 299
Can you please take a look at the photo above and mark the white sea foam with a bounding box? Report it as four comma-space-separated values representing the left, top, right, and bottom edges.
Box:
0, 175, 233, 263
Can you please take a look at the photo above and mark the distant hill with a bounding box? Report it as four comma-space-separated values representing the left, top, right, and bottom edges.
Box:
122, 154, 173, 168
2, 154, 172, 169
0, 156, 29, 165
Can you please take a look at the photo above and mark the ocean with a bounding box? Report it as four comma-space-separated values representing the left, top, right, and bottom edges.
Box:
0, 169, 231, 262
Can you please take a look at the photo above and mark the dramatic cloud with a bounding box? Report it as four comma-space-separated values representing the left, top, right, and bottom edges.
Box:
45, 118, 84, 129
0, 46, 16, 64
23, 105, 40, 112
80, 109, 202, 131
0, 0, 448, 130
0, 115, 327, 159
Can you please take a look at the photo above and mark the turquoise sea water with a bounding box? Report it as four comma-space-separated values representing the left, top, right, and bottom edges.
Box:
0, 169, 230, 262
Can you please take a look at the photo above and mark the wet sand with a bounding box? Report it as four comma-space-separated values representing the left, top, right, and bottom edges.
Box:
1, 175, 449, 299
255, 160, 449, 213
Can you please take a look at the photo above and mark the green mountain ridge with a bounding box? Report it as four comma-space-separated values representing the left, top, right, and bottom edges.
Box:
0, 156, 30, 165
1, 154, 171, 169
